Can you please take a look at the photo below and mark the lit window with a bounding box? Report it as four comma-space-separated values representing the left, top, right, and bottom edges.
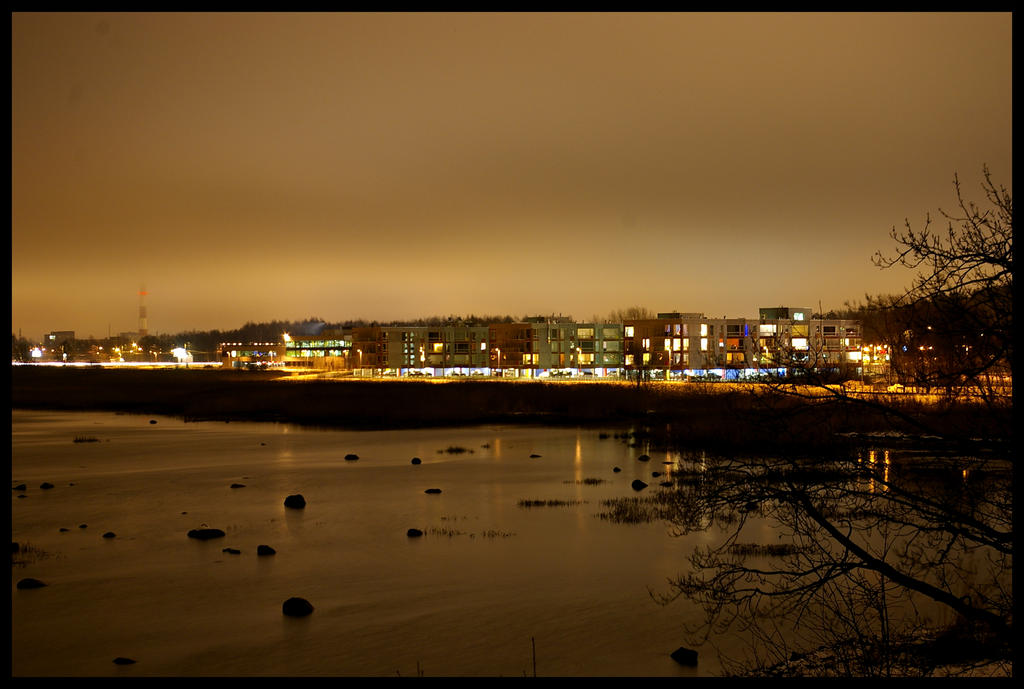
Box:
848, 351, 862, 362
642, 353, 651, 364
626, 354, 634, 366
794, 312, 805, 321
672, 338, 681, 350
792, 338, 808, 350
700, 338, 708, 351
624, 326, 634, 337
642, 338, 650, 350
700, 324, 708, 337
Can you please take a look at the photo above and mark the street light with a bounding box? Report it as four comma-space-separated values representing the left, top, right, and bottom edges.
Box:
357, 348, 363, 375
576, 347, 582, 378
494, 348, 501, 377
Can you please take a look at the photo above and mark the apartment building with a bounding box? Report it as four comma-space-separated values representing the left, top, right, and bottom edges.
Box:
624, 312, 722, 379
572, 322, 624, 377
755, 307, 862, 372
623, 308, 862, 380
487, 316, 625, 378
382, 324, 490, 375
217, 306, 864, 380
488, 320, 543, 377
349, 326, 384, 375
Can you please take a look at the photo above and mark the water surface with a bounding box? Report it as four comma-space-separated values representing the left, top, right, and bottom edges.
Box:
12, 409, 731, 677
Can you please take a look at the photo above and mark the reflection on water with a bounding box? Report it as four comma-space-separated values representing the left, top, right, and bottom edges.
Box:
12, 410, 724, 677
859, 448, 891, 493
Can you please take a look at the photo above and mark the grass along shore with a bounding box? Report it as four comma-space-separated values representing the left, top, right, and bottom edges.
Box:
10, 365, 1009, 456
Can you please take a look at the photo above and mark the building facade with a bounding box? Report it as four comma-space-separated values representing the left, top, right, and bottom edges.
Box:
217, 306, 866, 380
382, 324, 491, 375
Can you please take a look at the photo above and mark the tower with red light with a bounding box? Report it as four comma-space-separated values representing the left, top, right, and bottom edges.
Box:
138, 285, 148, 338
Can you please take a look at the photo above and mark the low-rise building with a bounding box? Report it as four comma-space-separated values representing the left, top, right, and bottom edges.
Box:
282, 329, 353, 370
381, 324, 491, 376
214, 305, 867, 380
220, 341, 287, 369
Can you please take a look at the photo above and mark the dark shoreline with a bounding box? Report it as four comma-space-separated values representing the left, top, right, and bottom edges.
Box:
10, 366, 1007, 456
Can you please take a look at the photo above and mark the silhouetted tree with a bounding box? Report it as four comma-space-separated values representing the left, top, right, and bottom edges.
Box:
873, 165, 1012, 399
11, 334, 32, 362
607, 305, 655, 322
624, 168, 1014, 676
642, 449, 1012, 676
753, 168, 1013, 445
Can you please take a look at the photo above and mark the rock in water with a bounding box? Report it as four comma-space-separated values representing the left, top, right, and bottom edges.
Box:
40, 482, 54, 490
257, 545, 276, 556
670, 646, 698, 666
113, 657, 137, 665
406, 528, 424, 538
411, 457, 422, 465
187, 528, 226, 540
637, 454, 650, 462
17, 578, 47, 589
284, 494, 306, 509
631, 479, 648, 491
344, 453, 359, 461
282, 597, 314, 617
102, 532, 116, 539
424, 488, 442, 494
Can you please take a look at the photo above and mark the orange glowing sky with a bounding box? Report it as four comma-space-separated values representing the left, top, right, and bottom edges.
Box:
12, 12, 1011, 341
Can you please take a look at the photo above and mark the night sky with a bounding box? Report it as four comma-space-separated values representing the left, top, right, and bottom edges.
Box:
12, 12, 1012, 341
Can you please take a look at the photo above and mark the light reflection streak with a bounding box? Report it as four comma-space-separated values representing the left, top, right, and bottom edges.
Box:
861, 448, 891, 493
574, 433, 582, 483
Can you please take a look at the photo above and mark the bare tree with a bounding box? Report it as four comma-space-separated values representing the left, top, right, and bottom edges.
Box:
752, 168, 1012, 445
607, 305, 655, 322
643, 449, 1012, 676
614, 168, 1014, 676
873, 166, 1012, 400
